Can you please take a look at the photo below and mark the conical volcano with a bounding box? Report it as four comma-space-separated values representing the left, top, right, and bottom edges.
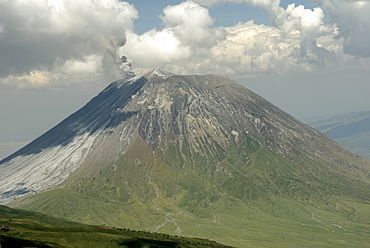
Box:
1, 69, 370, 247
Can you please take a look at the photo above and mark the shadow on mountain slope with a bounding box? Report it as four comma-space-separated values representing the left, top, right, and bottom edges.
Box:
0, 77, 147, 164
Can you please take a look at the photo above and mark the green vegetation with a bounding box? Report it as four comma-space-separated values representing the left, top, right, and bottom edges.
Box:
12, 190, 370, 247
0, 205, 232, 248
9, 131, 370, 247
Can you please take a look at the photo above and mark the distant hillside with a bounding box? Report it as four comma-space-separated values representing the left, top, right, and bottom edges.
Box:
0, 205, 231, 248
310, 111, 370, 159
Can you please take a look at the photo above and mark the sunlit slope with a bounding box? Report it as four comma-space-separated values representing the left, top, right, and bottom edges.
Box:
12, 132, 370, 247
3, 69, 370, 247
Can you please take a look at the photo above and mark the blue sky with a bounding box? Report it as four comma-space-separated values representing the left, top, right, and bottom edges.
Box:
132, 1, 320, 34
0, 0, 370, 159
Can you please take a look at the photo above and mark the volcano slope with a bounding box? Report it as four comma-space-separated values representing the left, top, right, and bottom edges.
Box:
1, 68, 370, 247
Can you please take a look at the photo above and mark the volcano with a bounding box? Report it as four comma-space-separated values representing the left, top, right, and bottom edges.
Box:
1, 68, 370, 247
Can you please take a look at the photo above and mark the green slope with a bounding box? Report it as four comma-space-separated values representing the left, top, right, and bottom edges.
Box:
0, 205, 231, 248
5, 73, 370, 247
11, 132, 370, 247
10, 188, 370, 247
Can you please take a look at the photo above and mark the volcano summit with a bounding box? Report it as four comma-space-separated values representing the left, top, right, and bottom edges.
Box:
1, 69, 370, 247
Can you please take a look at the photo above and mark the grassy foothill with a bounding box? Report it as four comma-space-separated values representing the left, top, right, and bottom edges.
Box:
0, 205, 232, 248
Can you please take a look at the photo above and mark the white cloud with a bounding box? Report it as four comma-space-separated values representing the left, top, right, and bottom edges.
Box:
121, 30, 191, 69
60, 55, 100, 75
311, 0, 370, 57
160, 1, 224, 48
120, 0, 224, 74
208, 20, 335, 75
211, 22, 288, 74
0, 0, 138, 88
198, 1, 338, 65
120, 0, 343, 76
1, 0, 369, 88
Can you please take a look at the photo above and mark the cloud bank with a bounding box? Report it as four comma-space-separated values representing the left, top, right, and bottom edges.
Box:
311, 0, 370, 57
0, 0, 137, 88
120, 0, 343, 75
1, 0, 369, 87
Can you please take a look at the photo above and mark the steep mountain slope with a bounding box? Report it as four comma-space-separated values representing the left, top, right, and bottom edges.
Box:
310, 111, 370, 159
1, 69, 370, 247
